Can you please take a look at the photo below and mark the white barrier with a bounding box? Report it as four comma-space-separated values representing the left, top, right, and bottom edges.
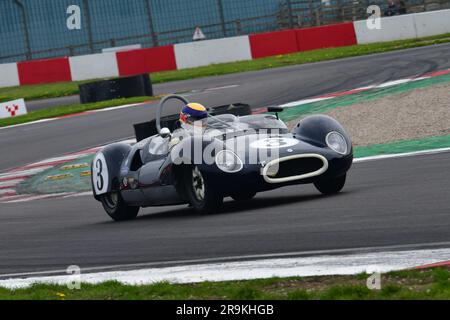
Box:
0, 98, 27, 119
354, 9, 450, 44
0, 63, 20, 88
69, 52, 119, 81
414, 9, 450, 37
354, 14, 417, 44
174, 36, 252, 69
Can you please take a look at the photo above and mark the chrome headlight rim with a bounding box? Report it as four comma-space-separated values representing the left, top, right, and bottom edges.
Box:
215, 150, 244, 173
325, 131, 348, 155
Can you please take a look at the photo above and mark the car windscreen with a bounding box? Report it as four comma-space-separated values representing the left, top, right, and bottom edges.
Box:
237, 115, 288, 131
200, 114, 288, 134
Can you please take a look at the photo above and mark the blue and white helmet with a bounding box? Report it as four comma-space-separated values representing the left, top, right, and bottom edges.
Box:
180, 103, 208, 129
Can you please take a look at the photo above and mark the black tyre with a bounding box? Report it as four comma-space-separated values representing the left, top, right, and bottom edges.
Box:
100, 192, 140, 221
184, 166, 223, 214
231, 191, 257, 202
314, 174, 346, 195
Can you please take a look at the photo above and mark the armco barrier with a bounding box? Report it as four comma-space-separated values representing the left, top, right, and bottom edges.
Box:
249, 30, 299, 59
0, 63, 20, 87
174, 36, 252, 69
414, 9, 450, 37
17, 57, 72, 85
116, 46, 177, 77
296, 23, 357, 51
69, 52, 119, 81
354, 14, 417, 44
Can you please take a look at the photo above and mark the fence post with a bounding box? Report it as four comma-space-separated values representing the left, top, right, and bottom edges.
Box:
217, 0, 227, 36
13, 0, 32, 60
82, 0, 94, 53
308, 0, 314, 26
144, 0, 159, 47
235, 20, 242, 35
286, 0, 294, 28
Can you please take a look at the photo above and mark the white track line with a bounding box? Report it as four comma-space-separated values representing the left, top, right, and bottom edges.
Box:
0, 118, 55, 131
0, 179, 25, 188
0, 189, 16, 196
1, 192, 77, 204
354, 147, 450, 163
1, 247, 449, 289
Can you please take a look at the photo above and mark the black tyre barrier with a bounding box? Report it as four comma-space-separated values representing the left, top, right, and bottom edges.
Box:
134, 114, 180, 142
79, 74, 153, 104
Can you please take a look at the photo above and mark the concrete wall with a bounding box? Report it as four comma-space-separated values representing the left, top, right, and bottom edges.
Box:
174, 36, 252, 69
354, 14, 417, 44
414, 9, 450, 37
354, 9, 450, 44
69, 53, 119, 81
0, 63, 20, 87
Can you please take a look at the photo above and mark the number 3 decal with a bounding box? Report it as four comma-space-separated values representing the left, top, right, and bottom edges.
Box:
92, 153, 109, 195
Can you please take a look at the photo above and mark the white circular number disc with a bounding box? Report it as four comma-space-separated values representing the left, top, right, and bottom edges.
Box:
250, 138, 299, 149
92, 153, 109, 195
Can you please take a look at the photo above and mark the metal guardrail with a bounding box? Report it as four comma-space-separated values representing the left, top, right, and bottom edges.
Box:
1, 0, 449, 63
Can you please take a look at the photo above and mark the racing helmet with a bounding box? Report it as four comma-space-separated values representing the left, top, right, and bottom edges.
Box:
180, 103, 208, 129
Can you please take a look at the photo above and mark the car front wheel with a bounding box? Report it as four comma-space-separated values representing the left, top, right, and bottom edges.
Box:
314, 174, 346, 195
100, 192, 140, 221
184, 166, 223, 214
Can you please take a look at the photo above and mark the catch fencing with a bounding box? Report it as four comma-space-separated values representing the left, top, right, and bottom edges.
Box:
1, 0, 449, 63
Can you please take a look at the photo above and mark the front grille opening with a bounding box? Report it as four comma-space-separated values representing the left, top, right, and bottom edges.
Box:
267, 158, 324, 179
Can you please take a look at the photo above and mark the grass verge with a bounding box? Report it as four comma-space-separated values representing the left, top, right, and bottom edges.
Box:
1, 267, 448, 300
1, 33, 450, 103
0, 96, 154, 128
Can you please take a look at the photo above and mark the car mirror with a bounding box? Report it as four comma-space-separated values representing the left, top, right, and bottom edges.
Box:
267, 106, 284, 113
160, 127, 172, 139
267, 106, 284, 120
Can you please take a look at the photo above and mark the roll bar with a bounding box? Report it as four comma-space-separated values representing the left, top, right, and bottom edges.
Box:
156, 94, 190, 134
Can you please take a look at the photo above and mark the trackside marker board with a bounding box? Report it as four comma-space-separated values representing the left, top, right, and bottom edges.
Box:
0, 98, 27, 119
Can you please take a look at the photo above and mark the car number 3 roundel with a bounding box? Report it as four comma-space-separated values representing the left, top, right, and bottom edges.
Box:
92, 153, 109, 195
251, 138, 299, 149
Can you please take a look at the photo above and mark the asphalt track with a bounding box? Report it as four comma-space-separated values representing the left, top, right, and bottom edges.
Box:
0, 152, 449, 276
1, 44, 450, 276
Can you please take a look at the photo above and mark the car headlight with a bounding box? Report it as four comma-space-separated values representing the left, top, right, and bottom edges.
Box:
215, 150, 243, 173
326, 132, 348, 155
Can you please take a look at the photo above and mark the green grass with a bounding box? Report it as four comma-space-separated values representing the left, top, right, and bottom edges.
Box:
0, 96, 154, 127
1, 267, 448, 300
1, 32, 450, 104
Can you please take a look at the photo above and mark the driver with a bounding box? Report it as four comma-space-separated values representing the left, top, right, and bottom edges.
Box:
179, 103, 208, 132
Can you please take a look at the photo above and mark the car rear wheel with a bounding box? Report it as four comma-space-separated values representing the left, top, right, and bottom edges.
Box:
184, 166, 223, 214
314, 174, 346, 195
100, 192, 140, 221
231, 191, 256, 202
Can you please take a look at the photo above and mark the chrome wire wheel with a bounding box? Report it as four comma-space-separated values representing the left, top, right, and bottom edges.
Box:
192, 166, 205, 201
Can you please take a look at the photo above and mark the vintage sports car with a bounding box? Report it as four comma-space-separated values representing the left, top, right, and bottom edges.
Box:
91, 95, 353, 221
